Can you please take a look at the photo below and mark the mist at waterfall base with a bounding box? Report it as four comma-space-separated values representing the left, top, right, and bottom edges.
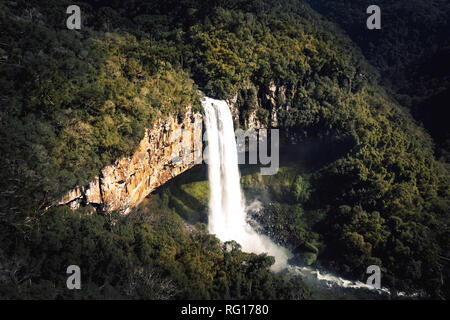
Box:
201, 97, 400, 297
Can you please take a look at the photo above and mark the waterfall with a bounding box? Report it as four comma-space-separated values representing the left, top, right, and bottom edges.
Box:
202, 97, 290, 271
201, 97, 413, 297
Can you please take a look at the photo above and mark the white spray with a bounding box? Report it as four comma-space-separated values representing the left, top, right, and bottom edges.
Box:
201, 97, 417, 297
202, 97, 290, 271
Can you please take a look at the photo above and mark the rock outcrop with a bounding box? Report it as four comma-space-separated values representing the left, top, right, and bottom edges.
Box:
227, 82, 285, 130
60, 106, 202, 214
60, 84, 287, 214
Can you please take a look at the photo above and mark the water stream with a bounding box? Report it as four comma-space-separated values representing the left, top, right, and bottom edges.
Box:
202, 96, 404, 297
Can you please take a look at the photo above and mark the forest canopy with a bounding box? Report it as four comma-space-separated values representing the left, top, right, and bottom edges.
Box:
0, 0, 448, 299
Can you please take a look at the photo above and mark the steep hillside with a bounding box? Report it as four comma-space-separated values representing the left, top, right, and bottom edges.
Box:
307, 0, 450, 160
0, 0, 448, 299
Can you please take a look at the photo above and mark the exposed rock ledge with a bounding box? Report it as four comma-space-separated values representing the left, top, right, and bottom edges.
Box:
59, 106, 202, 214
59, 83, 285, 214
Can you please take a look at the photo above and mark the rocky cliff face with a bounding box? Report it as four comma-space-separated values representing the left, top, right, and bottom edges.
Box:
227, 82, 285, 130
60, 84, 286, 214
60, 106, 202, 214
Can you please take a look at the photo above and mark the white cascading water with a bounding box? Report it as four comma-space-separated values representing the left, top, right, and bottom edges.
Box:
201, 97, 413, 297
202, 97, 290, 271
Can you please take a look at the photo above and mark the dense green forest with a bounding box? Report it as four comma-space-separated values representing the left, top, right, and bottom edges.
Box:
0, 0, 449, 299
307, 0, 450, 161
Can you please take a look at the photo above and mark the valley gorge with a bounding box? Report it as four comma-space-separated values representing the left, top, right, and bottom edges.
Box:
1, 0, 448, 301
